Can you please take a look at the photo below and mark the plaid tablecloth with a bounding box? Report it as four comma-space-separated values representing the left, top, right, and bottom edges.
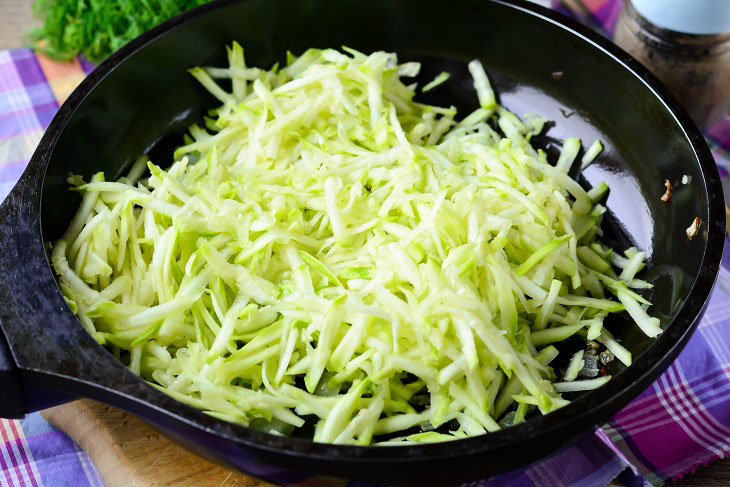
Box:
1, 1, 730, 486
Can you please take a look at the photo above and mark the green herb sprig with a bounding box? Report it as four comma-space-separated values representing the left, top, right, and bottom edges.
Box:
30, 0, 211, 62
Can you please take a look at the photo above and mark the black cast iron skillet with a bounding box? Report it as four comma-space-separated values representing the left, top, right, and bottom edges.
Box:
0, 0, 725, 485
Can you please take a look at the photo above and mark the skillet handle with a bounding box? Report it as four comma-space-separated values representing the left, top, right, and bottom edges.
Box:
0, 330, 26, 418
0, 188, 77, 417
0, 328, 78, 417
0, 187, 30, 418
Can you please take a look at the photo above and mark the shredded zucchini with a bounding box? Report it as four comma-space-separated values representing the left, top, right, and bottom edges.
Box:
422, 71, 452, 92
581, 140, 603, 169
53, 45, 660, 444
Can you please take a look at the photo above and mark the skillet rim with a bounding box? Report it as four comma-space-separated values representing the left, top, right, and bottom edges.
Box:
27, 0, 726, 464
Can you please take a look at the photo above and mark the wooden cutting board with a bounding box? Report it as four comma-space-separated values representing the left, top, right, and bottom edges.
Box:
41, 399, 271, 487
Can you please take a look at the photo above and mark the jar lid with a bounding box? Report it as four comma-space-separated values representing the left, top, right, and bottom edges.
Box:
633, 0, 730, 35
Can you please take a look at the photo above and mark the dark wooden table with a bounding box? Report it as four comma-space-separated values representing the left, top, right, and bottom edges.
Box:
0, 1, 727, 485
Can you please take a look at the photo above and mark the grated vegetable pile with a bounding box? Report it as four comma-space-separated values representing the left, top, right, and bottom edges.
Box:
52, 45, 661, 444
